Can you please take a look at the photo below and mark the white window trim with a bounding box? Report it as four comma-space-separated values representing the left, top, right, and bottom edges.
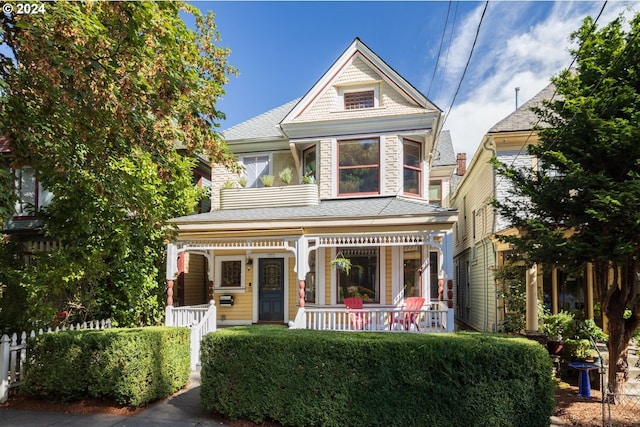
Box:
337, 83, 381, 111
214, 255, 246, 293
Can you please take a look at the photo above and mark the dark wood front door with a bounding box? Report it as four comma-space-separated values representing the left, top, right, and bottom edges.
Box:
258, 258, 285, 322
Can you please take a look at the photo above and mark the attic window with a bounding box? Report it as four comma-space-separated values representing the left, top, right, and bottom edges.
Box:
344, 90, 375, 110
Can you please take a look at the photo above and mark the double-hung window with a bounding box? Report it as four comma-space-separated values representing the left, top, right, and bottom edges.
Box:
337, 138, 380, 195
429, 180, 442, 206
403, 140, 422, 196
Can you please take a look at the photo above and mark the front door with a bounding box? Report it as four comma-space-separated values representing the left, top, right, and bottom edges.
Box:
258, 258, 285, 322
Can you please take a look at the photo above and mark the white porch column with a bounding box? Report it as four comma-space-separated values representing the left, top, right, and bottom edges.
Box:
525, 264, 539, 332
166, 243, 179, 307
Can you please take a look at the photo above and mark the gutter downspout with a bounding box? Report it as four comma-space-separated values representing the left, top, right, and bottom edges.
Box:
483, 136, 498, 332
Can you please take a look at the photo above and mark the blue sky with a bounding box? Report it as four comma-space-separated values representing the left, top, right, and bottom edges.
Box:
190, 1, 638, 159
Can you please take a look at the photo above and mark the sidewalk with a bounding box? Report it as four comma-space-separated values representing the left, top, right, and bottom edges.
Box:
0, 370, 233, 427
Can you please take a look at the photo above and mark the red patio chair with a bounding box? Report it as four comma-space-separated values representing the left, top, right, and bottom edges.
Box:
344, 297, 369, 330
391, 297, 425, 331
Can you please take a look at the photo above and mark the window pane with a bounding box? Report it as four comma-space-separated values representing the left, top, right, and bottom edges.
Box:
339, 139, 379, 167
403, 141, 421, 168
403, 246, 422, 298
15, 167, 36, 216
305, 250, 316, 303
337, 248, 378, 303
339, 168, 379, 194
403, 169, 420, 195
303, 147, 316, 183
220, 260, 242, 287
429, 181, 441, 206
242, 156, 270, 188
429, 252, 439, 299
344, 90, 374, 109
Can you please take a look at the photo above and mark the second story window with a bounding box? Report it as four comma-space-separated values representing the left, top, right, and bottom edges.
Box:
338, 138, 380, 195
240, 155, 270, 188
344, 90, 375, 110
403, 140, 422, 196
13, 166, 52, 217
429, 180, 442, 207
302, 146, 316, 184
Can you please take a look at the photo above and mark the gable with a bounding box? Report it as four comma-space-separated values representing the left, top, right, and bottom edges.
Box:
281, 38, 441, 138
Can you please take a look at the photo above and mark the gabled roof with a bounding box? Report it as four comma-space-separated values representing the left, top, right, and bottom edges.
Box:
222, 99, 300, 142
489, 83, 557, 133
281, 37, 441, 125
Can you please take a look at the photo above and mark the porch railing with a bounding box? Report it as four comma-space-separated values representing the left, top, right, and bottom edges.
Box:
165, 301, 217, 370
290, 301, 455, 333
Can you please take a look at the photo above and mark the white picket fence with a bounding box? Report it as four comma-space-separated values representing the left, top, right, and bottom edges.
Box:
0, 319, 111, 403
165, 301, 217, 370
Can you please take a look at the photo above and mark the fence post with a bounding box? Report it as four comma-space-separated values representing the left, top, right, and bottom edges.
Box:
1, 334, 10, 403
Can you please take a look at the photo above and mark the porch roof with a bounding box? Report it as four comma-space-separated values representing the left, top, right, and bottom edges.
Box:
171, 195, 457, 227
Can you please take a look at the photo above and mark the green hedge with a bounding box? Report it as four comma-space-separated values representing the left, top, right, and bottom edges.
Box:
201, 327, 555, 427
24, 326, 190, 406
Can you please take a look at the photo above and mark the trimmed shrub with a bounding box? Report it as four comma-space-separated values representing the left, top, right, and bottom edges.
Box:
200, 326, 555, 427
24, 326, 190, 406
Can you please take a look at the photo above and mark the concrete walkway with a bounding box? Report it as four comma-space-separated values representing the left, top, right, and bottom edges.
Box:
0, 370, 232, 427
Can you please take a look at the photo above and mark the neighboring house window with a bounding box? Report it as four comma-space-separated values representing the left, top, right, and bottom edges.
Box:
403, 246, 422, 298
216, 256, 245, 290
337, 138, 380, 195
240, 155, 270, 188
403, 140, 422, 196
13, 166, 52, 217
194, 173, 211, 213
344, 90, 374, 110
302, 146, 316, 184
337, 247, 379, 303
429, 180, 442, 206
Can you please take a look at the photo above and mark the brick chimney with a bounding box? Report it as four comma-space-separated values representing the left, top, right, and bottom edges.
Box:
456, 153, 467, 176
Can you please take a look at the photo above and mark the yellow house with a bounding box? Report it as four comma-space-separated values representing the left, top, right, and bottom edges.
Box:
452, 83, 597, 333
165, 39, 458, 334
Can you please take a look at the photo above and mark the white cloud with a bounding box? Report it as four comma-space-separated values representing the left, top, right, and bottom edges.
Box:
435, 1, 637, 164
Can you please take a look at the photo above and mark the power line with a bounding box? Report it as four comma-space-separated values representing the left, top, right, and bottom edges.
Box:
427, 1, 452, 98
502, 1, 609, 170
434, 1, 460, 102
437, 1, 489, 142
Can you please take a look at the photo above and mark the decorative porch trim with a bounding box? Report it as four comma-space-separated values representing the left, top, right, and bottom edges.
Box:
312, 232, 445, 249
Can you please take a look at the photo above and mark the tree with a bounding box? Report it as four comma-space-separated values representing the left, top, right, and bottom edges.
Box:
492, 14, 640, 396
0, 1, 237, 330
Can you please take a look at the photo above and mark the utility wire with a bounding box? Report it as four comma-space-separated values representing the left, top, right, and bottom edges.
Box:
435, 1, 489, 144
427, 1, 452, 98
435, 1, 460, 102
502, 1, 608, 170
